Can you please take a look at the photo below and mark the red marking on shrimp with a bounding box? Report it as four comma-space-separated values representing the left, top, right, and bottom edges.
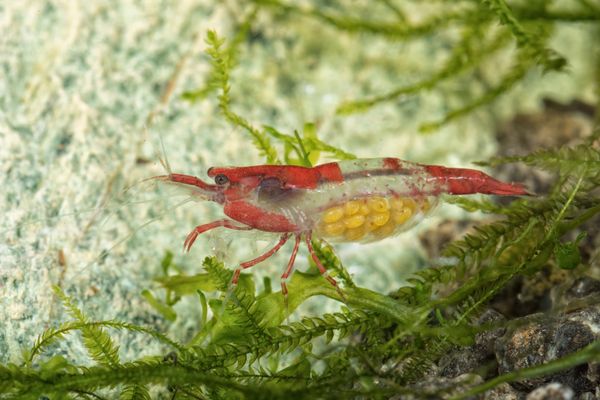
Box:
315, 163, 344, 183
209, 165, 322, 189
422, 165, 529, 196
223, 201, 299, 233
383, 157, 402, 170
154, 157, 529, 297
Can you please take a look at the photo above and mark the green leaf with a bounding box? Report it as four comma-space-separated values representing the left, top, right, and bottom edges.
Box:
39, 355, 77, 380
278, 358, 312, 377
555, 232, 586, 270
156, 273, 219, 295
141, 289, 177, 322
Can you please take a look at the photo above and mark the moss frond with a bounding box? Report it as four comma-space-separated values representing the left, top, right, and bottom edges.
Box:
308, 239, 355, 288
479, 0, 567, 72
53, 286, 121, 368
204, 29, 280, 164
263, 124, 356, 167
255, 0, 476, 39
419, 50, 534, 132
28, 320, 186, 365
337, 28, 510, 115
444, 196, 509, 214
481, 143, 600, 182
182, 7, 258, 102
251, 0, 581, 132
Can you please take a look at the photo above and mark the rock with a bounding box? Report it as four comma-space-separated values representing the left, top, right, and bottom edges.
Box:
490, 267, 568, 319
439, 347, 482, 379
526, 382, 574, 400
483, 382, 524, 400
392, 373, 484, 400
439, 309, 506, 379
475, 310, 507, 355
496, 306, 599, 392
564, 277, 600, 301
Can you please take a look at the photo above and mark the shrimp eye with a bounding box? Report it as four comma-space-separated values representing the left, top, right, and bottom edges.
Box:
214, 174, 229, 185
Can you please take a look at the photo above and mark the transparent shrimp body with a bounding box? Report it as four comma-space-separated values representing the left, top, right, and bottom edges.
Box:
248, 158, 445, 243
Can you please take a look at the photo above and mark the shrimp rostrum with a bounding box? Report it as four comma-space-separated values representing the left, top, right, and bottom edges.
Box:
154, 158, 528, 296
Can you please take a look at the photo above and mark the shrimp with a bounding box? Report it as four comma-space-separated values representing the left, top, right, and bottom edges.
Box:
154, 158, 529, 296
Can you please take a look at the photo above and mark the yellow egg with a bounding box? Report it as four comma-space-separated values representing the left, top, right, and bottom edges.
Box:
322, 206, 344, 223
403, 198, 417, 212
391, 197, 405, 210
373, 220, 396, 238
345, 226, 365, 241
344, 214, 366, 229
393, 208, 412, 225
323, 221, 345, 236
344, 200, 361, 216
364, 219, 379, 232
358, 202, 370, 215
366, 197, 389, 212
371, 212, 390, 226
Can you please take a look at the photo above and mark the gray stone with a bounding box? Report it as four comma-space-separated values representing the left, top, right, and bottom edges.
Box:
483, 382, 524, 400
439, 309, 506, 379
496, 306, 600, 392
565, 277, 600, 300
526, 382, 574, 400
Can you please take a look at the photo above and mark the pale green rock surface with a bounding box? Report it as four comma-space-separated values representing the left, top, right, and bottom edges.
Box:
0, 1, 595, 366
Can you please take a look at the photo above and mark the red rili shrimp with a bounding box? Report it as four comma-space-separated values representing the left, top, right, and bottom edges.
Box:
154, 158, 529, 296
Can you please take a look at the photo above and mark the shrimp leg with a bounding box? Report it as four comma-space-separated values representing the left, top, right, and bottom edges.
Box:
231, 233, 291, 285
305, 233, 342, 295
184, 219, 252, 252
280, 235, 302, 297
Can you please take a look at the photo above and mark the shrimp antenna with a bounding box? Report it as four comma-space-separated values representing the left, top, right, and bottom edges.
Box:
68, 196, 194, 282
158, 131, 173, 177
141, 123, 173, 177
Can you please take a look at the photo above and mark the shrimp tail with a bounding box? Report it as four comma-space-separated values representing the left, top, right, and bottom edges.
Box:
424, 165, 532, 196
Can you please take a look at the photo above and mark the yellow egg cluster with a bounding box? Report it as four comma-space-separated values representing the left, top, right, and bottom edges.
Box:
317, 196, 429, 242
